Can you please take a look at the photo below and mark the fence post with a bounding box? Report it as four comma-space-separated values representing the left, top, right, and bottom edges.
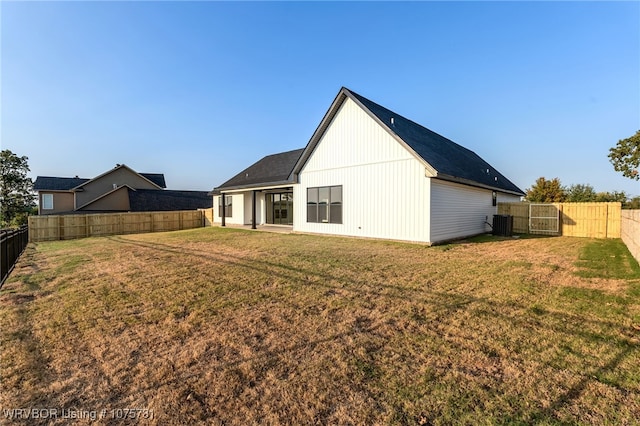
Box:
605, 203, 609, 239
1, 230, 6, 285
27, 210, 206, 243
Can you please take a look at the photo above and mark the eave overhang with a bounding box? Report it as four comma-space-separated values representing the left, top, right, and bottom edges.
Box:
433, 173, 525, 197
211, 180, 295, 195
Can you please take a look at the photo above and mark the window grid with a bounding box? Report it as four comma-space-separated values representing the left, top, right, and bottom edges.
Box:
218, 195, 232, 218
307, 185, 342, 224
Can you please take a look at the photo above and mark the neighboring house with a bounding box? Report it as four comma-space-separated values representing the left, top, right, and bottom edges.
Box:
212, 87, 525, 244
34, 164, 212, 215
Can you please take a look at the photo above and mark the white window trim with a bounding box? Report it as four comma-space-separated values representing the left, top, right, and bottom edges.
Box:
42, 194, 54, 210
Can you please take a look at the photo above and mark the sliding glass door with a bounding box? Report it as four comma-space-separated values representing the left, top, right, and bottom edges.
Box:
266, 192, 293, 225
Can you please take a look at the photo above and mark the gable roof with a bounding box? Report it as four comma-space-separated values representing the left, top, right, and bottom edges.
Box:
72, 164, 166, 190
34, 165, 167, 192
75, 184, 134, 211
293, 87, 524, 196
213, 148, 304, 192
34, 176, 90, 191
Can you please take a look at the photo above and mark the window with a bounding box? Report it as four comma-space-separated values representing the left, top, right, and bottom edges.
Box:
42, 194, 53, 210
307, 185, 342, 224
330, 186, 342, 224
218, 195, 232, 217
307, 188, 318, 223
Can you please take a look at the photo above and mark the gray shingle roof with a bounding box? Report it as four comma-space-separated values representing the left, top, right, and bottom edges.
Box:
214, 88, 524, 196
345, 88, 524, 195
34, 173, 166, 190
213, 148, 304, 192
139, 173, 166, 189
33, 176, 89, 191
128, 189, 212, 211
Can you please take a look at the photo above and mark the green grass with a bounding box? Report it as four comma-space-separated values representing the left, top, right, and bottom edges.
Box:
1, 228, 639, 425
575, 238, 640, 279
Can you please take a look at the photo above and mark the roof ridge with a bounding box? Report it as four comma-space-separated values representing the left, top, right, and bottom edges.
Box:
214, 148, 304, 191
35, 175, 89, 179
293, 87, 524, 196
344, 88, 476, 155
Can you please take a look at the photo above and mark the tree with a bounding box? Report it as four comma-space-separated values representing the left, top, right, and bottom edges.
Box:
565, 184, 597, 202
525, 177, 566, 202
609, 130, 640, 180
0, 150, 35, 227
595, 191, 627, 203
624, 196, 640, 209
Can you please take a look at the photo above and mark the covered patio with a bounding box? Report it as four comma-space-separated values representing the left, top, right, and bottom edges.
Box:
209, 148, 304, 229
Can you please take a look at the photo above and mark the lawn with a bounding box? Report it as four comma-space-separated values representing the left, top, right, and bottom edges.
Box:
1, 228, 639, 425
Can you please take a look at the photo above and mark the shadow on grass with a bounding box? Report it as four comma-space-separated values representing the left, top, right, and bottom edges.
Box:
529, 344, 636, 422
454, 233, 557, 245
107, 235, 638, 336
105, 235, 639, 422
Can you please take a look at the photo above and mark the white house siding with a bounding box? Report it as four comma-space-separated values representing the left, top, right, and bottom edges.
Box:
243, 193, 253, 225
212, 193, 245, 225
213, 192, 268, 225
294, 97, 431, 243
243, 192, 266, 225
429, 179, 520, 243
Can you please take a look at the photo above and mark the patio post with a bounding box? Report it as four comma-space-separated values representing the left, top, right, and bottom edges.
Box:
221, 193, 226, 227
252, 190, 257, 229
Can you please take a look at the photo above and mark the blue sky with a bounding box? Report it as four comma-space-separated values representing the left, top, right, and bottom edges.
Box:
2, 1, 639, 197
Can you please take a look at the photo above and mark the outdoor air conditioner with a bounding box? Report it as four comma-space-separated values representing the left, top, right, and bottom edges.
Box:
492, 214, 513, 237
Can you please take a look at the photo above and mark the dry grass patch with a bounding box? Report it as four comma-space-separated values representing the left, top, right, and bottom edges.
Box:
1, 228, 639, 425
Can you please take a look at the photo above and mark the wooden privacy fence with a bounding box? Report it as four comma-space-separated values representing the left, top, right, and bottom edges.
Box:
200, 208, 214, 227
29, 210, 204, 242
497, 202, 621, 238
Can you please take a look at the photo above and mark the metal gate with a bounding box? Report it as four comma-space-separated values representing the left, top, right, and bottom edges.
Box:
529, 204, 560, 235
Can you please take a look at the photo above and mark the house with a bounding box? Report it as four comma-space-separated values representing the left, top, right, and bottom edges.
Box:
211, 87, 525, 244
34, 164, 212, 215
210, 149, 304, 226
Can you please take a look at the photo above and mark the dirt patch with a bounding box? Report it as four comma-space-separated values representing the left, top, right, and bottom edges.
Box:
0, 293, 36, 306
